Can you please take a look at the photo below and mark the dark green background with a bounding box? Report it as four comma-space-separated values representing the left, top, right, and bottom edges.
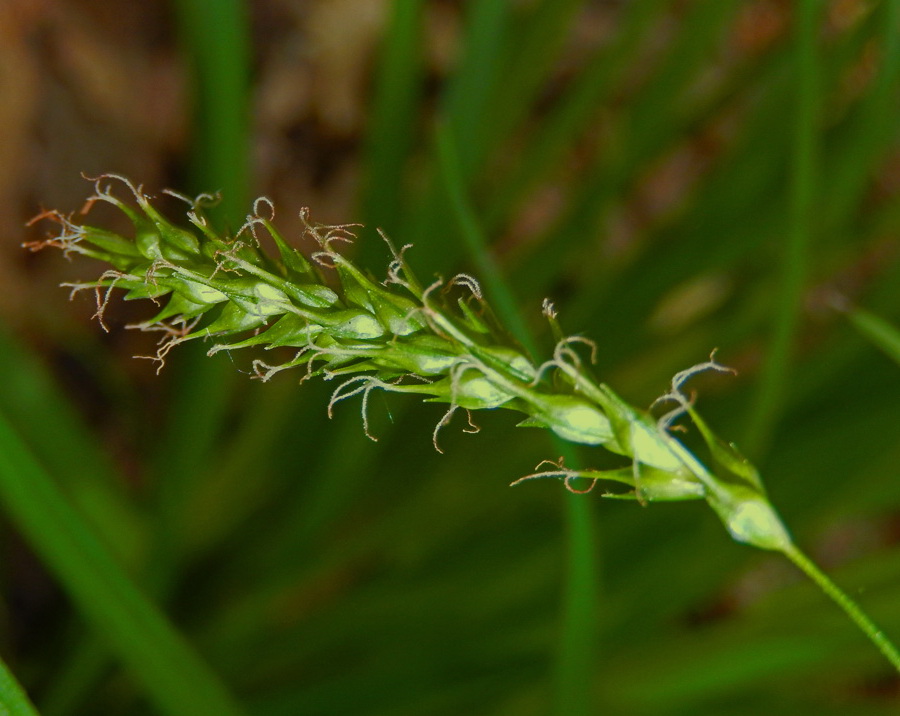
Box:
3, 1, 900, 713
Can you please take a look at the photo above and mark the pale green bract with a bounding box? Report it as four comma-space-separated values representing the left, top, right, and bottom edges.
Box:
27, 175, 900, 672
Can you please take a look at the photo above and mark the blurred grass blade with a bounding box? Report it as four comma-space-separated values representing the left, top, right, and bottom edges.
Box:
0, 410, 245, 716
435, 121, 533, 353
555, 492, 597, 716
486, 0, 666, 228
820, 0, 900, 235
0, 326, 146, 564
435, 123, 597, 716
358, 0, 425, 242
473, 0, 582, 169
745, 0, 822, 455
844, 304, 900, 367
442, 0, 511, 176
397, 0, 583, 276
0, 656, 40, 716
147, 0, 253, 592
171, 0, 250, 219
525, 0, 743, 330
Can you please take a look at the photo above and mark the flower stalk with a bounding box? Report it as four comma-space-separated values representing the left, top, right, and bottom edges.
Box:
28, 175, 900, 672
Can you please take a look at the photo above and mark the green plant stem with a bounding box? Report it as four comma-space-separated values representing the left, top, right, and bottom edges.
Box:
436, 122, 597, 715
783, 544, 900, 672
556, 493, 597, 715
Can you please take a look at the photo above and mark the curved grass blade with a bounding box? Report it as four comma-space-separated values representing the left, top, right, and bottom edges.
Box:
358, 0, 425, 243
0, 656, 40, 716
744, 0, 822, 455
842, 303, 900, 367
0, 410, 246, 716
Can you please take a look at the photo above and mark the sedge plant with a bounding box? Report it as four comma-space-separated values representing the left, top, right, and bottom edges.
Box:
28, 174, 900, 675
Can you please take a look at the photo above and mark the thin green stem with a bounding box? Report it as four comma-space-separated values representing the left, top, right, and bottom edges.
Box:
556, 492, 597, 716
783, 544, 900, 672
436, 122, 597, 715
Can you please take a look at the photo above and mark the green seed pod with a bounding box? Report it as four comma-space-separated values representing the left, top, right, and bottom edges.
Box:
136, 195, 202, 257
709, 486, 792, 552
424, 370, 518, 410
81, 227, 144, 262
472, 345, 536, 383
368, 335, 462, 376
520, 394, 614, 446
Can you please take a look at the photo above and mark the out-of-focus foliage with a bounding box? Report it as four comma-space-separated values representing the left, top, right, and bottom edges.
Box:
3, 1, 900, 714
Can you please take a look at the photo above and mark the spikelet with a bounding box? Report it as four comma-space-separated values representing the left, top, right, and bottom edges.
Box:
28, 176, 900, 672
27, 175, 789, 551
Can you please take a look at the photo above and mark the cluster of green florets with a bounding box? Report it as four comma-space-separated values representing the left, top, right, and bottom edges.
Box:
28, 175, 793, 554
28, 175, 618, 453
29, 176, 900, 672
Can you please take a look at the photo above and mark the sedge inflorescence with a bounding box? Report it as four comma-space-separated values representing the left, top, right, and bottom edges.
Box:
27, 175, 789, 552
29, 175, 900, 672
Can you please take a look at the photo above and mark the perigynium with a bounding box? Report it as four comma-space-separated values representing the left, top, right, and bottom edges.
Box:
27, 174, 900, 672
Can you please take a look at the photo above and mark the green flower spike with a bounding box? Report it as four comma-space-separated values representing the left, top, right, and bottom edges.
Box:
28, 175, 900, 673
